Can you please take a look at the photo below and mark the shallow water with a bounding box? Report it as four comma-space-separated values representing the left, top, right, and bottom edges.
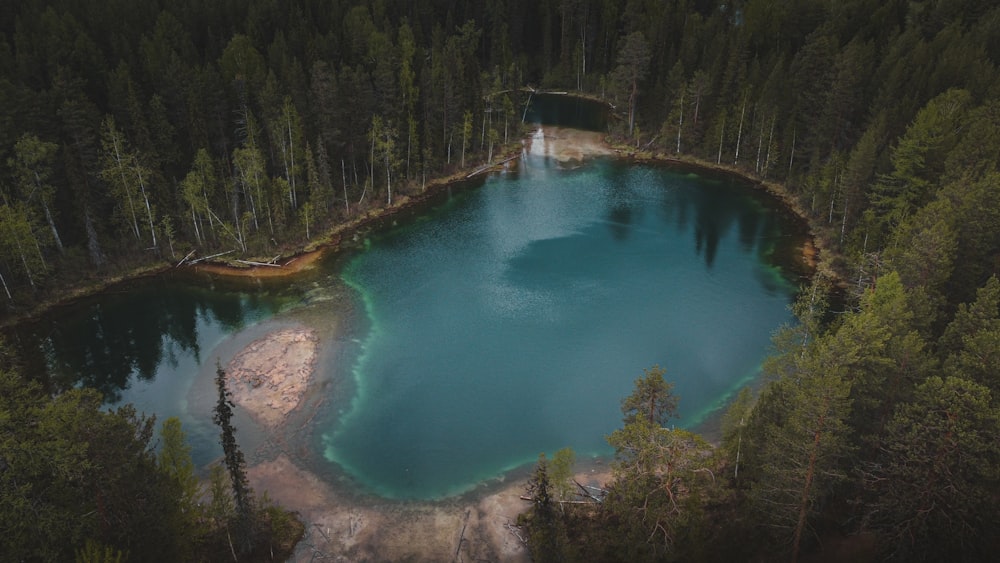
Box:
319, 153, 802, 499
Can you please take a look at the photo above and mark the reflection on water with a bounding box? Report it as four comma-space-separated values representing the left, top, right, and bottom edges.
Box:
5, 274, 306, 463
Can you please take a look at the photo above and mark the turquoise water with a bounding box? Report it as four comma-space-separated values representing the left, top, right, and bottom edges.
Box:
6, 144, 804, 499
322, 156, 801, 499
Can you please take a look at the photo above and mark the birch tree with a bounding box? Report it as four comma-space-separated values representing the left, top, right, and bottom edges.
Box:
0, 202, 48, 287
180, 148, 219, 245
9, 134, 64, 254
100, 117, 157, 249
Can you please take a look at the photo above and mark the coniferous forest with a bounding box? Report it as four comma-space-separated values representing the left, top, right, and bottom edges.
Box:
1, 0, 999, 561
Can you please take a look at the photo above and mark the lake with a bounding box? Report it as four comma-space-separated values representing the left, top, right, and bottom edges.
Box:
6, 128, 807, 501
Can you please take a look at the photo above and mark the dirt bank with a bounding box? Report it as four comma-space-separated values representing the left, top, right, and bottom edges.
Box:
249, 455, 535, 562
196, 249, 326, 279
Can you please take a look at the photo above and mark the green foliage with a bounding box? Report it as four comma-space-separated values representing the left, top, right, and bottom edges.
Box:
549, 447, 576, 501
74, 539, 126, 563
620, 365, 678, 427
720, 386, 753, 479
0, 368, 184, 562
212, 364, 256, 555
747, 344, 855, 560
603, 366, 716, 560
611, 31, 651, 137
862, 376, 1000, 561
2, 1, 1000, 559
158, 417, 200, 522
525, 453, 568, 563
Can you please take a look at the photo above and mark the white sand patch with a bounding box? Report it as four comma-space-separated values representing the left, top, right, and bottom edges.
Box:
527, 126, 614, 162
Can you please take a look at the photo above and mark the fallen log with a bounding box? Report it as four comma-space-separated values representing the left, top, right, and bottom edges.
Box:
175, 249, 196, 267
188, 249, 236, 264
574, 479, 603, 503
465, 155, 520, 179
235, 259, 283, 268
506, 521, 528, 545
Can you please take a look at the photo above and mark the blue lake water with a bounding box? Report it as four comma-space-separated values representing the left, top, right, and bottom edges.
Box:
320, 154, 802, 499
7, 139, 806, 501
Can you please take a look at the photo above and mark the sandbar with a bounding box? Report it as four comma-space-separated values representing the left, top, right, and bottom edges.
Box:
527, 126, 614, 161
225, 327, 318, 429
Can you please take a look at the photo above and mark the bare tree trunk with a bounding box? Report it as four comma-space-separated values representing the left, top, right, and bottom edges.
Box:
763, 116, 776, 179
191, 207, 202, 245
791, 411, 827, 563
0, 270, 11, 300
788, 128, 797, 179
385, 149, 392, 206
135, 166, 157, 249
341, 159, 350, 214
717, 116, 726, 165
840, 196, 849, 244
287, 110, 298, 209
370, 121, 376, 196
111, 134, 141, 240
755, 113, 765, 173
733, 97, 747, 166
828, 178, 838, 224
41, 203, 63, 253
676, 88, 684, 154
84, 209, 105, 267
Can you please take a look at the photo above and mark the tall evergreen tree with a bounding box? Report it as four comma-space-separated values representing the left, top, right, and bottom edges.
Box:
212, 365, 255, 555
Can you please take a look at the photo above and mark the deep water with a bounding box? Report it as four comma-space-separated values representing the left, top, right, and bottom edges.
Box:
321, 154, 802, 499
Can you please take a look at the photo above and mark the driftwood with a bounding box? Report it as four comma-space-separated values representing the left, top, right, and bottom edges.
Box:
175, 249, 196, 267
188, 249, 236, 264
506, 521, 528, 545
574, 479, 604, 503
465, 155, 520, 179
235, 259, 282, 268
452, 509, 471, 563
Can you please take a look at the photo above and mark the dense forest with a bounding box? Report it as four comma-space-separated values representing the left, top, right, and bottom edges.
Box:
1, 0, 999, 561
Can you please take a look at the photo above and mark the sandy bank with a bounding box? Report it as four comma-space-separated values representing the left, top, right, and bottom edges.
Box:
527, 125, 614, 161
225, 328, 318, 429
194, 248, 326, 279
249, 455, 535, 562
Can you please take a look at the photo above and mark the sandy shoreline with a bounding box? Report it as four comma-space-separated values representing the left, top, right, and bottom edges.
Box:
217, 318, 538, 561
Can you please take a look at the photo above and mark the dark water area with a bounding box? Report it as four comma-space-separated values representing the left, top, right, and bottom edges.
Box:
4, 133, 809, 500
5, 273, 308, 463
522, 92, 609, 131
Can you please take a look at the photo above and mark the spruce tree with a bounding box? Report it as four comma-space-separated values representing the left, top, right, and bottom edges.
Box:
213, 364, 256, 554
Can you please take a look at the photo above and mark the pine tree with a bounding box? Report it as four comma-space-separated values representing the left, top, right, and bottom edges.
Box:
862, 376, 1000, 562
212, 364, 256, 554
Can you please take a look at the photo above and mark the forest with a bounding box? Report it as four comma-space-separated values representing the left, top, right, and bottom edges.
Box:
1, 0, 999, 561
